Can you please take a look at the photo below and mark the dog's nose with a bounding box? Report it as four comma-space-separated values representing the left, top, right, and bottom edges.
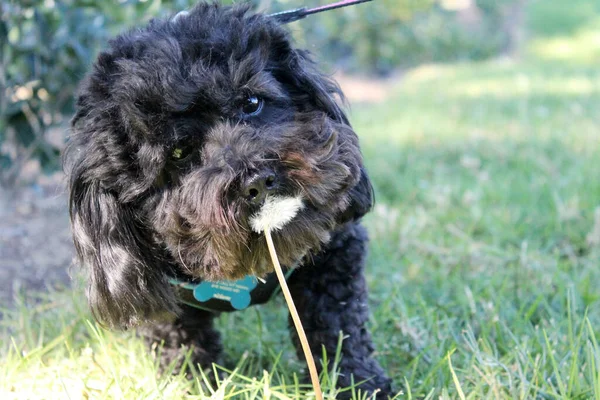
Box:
242, 170, 278, 204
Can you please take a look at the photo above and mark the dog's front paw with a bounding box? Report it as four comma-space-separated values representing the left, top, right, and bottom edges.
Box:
329, 357, 393, 400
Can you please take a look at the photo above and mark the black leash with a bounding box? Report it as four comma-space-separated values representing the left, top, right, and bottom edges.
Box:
269, 0, 373, 24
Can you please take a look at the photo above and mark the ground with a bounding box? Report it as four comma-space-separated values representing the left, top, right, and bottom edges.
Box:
0, 174, 71, 306
2, 0, 600, 399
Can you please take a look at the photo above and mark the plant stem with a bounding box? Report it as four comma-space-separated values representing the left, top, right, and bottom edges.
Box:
264, 227, 323, 400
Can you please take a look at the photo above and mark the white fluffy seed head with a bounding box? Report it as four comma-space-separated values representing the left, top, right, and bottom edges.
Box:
250, 196, 304, 233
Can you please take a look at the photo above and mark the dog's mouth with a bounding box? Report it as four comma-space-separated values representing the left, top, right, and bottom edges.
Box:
166, 192, 325, 281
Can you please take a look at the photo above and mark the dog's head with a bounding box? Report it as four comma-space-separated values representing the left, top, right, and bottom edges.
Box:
66, 2, 373, 327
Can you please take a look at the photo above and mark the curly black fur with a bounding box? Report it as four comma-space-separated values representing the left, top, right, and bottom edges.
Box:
65, 2, 391, 397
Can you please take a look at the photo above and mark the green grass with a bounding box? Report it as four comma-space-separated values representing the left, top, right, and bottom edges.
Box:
2, 1, 600, 398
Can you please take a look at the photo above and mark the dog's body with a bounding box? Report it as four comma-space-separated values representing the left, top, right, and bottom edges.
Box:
66, 2, 391, 397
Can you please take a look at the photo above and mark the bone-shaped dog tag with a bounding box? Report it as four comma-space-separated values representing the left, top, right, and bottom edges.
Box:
193, 275, 257, 310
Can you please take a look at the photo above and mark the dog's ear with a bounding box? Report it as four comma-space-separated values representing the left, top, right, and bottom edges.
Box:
337, 166, 375, 224
282, 49, 375, 223
68, 172, 178, 328
287, 50, 375, 221
67, 104, 178, 329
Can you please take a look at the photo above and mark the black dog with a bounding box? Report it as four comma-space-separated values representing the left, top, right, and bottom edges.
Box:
65, 2, 391, 397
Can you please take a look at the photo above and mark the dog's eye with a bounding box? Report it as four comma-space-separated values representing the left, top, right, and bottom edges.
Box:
171, 146, 193, 161
241, 95, 263, 116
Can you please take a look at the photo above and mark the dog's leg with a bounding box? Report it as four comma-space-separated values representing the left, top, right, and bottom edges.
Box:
141, 305, 222, 378
287, 223, 392, 399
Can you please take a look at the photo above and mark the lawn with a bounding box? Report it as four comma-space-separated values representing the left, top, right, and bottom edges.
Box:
2, 0, 600, 399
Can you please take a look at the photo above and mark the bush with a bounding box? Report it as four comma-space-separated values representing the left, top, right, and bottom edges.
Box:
289, 0, 516, 74
1, 0, 103, 183
0, 0, 199, 185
